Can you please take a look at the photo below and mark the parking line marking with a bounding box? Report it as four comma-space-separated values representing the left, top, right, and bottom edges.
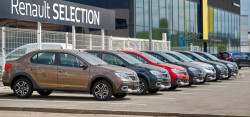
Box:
0, 99, 148, 106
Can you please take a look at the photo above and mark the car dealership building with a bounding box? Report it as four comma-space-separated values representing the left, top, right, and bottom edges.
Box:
0, 0, 241, 54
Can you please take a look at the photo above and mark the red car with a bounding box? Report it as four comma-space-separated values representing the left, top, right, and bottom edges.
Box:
119, 50, 189, 90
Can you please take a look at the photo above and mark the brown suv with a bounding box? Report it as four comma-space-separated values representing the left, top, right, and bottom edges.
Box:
2, 50, 139, 101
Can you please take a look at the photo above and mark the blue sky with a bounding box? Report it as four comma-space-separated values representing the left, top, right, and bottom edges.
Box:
241, 0, 250, 30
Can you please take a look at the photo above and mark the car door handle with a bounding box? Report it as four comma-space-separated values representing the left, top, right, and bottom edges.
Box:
59, 70, 65, 73
30, 68, 36, 71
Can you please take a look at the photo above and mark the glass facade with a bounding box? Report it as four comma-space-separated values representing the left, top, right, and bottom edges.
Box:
207, 7, 240, 54
0, 0, 240, 54
135, 0, 240, 53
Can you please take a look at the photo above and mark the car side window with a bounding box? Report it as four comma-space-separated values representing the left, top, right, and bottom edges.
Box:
7, 48, 27, 59
154, 55, 166, 62
102, 54, 123, 65
60, 53, 85, 67
31, 52, 56, 65
185, 54, 196, 60
127, 53, 148, 64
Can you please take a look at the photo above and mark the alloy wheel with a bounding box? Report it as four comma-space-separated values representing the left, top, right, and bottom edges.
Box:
14, 81, 29, 96
94, 83, 109, 99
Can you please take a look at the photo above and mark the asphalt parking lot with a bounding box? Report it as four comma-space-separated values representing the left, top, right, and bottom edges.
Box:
0, 67, 250, 117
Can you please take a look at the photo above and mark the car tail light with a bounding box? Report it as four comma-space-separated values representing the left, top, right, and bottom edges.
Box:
4, 64, 12, 71
225, 57, 231, 60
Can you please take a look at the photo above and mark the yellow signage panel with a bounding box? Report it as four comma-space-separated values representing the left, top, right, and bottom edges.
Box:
202, 0, 208, 40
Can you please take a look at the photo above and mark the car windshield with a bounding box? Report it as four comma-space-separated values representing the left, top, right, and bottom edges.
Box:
77, 52, 108, 66
192, 53, 208, 61
203, 53, 220, 60
232, 53, 248, 57
175, 53, 194, 62
141, 53, 163, 64
116, 53, 143, 64
161, 53, 180, 63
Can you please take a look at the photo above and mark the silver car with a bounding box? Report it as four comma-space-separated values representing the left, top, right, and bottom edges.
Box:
162, 51, 216, 83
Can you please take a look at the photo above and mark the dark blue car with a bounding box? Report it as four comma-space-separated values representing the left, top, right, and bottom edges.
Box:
218, 52, 250, 69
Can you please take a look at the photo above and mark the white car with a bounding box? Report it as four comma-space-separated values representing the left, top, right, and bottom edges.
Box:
0, 43, 73, 73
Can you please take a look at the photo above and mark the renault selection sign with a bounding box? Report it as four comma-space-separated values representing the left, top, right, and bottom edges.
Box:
0, 0, 115, 30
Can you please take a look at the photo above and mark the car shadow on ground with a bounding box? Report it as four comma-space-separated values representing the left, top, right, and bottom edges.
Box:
0, 93, 131, 102
159, 89, 182, 92
178, 86, 198, 88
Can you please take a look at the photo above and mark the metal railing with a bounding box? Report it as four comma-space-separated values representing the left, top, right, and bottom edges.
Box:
0, 27, 171, 76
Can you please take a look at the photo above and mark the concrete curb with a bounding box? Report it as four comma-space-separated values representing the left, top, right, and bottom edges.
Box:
0, 107, 248, 117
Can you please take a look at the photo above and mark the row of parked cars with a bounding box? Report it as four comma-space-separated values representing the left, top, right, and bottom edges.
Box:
1, 47, 242, 101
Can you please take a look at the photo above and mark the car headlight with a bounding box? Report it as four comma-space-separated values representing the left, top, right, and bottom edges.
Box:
216, 65, 224, 70
227, 64, 234, 69
171, 69, 182, 74
189, 67, 198, 73
150, 70, 162, 76
202, 65, 210, 70
115, 72, 129, 79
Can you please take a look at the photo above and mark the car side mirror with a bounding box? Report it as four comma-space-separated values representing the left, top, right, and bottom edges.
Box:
118, 63, 126, 67
79, 64, 88, 70
163, 60, 168, 63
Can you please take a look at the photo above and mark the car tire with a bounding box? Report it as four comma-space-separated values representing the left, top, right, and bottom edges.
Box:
13, 78, 33, 98
168, 85, 178, 90
187, 82, 193, 86
148, 89, 159, 93
134, 77, 148, 95
92, 80, 113, 101
238, 67, 241, 70
113, 93, 127, 98
37, 90, 53, 96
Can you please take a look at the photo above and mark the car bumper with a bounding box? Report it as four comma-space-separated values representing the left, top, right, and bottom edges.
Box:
228, 68, 239, 77
204, 73, 216, 81
117, 81, 140, 94
218, 70, 229, 79
156, 78, 171, 89
172, 77, 189, 86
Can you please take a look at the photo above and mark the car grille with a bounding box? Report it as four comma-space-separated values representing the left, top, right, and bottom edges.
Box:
182, 71, 188, 76
183, 79, 189, 83
162, 78, 171, 86
128, 74, 138, 81
162, 73, 170, 79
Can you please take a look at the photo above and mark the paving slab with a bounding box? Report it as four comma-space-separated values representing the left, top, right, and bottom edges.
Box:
0, 68, 250, 117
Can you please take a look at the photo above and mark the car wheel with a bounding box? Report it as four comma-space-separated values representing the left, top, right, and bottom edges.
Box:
13, 78, 33, 98
134, 77, 148, 95
238, 67, 241, 70
37, 90, 53, 96
168, 85, 178, 90
92, 80, 113, 101
148, 89, 159, 93
113, 93, 127, 98
187, 82, 193, 86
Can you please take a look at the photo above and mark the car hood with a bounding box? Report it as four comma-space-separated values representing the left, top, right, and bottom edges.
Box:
190, 61, 214, 68
175, 62, 201, 69
215, 60, 235, 65
158, 63, 186, 71
135, 64, 167, 73
100, 65, 135, 75
204, 60, 227, 67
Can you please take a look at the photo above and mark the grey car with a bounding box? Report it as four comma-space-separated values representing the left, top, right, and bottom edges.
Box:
180, 51, 229, 81
162, 51, 217, 83
86, 50, 171, 95
144, 51, 204, 86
